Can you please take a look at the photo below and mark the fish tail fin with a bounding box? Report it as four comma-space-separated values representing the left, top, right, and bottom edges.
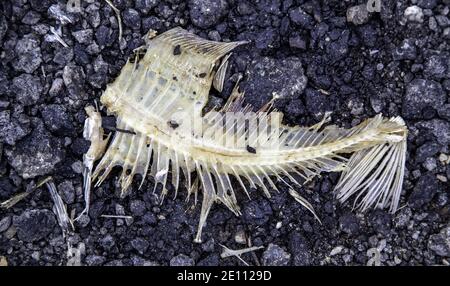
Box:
335, 117, 407, 213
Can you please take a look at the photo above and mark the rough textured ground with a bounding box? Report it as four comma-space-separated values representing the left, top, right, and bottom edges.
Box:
0, 0, 449, 266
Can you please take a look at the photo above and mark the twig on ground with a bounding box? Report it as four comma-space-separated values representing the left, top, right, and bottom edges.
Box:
105, 0, 123, 43
288, 188, 322, 224
49, 26, 69, 47
0, 177, 52, 209
45, 180, 74, 236
247, 237, 261, 266
100, 214, 133, 220
219, 244, 264, 266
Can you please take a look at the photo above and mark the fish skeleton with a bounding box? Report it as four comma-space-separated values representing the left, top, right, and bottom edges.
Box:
89, 27, 408, 242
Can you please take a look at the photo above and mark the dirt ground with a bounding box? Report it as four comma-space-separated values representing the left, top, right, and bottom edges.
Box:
0, 0, 449, 266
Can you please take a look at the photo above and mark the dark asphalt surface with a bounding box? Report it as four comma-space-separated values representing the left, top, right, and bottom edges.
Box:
0, 0, 449, 266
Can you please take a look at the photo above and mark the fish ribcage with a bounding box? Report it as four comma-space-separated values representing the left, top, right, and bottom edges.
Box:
92, 27, 408, 243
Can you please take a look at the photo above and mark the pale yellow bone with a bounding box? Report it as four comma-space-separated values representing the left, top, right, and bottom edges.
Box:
90, 27, 408, 243
75, 106, 110, 220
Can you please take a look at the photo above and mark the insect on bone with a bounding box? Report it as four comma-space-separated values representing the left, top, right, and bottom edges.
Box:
89, 27, 408, 243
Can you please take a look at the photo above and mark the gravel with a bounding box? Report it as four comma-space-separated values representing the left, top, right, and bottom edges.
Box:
131, 238, 150, 255
12, 74, 43, 106
288, 232, 312, 266
12, 34, 42, 73
130, 200, 146, 217
402, 79, 445, 119
13, 209, 56, 242
5, 120, 64, 179
408, 173, 440, 209
170, 254, 195, 266
416, 142, 441, 163
404, 6, 425, 23
339, 213, 361, 236
347, 4, 370, 25
289, 7, 314, 29
262, 243, 291, 266
243, 57, 307, 109
57, 180, 75, 205
41, 104, 74, 136
0, 0, 449, 266
71, 29, 93, 44
393, 39, 417, 60
63, 63, 86, 100
0, 216, 11, 233
424, 53, 450, 80
416, 119, 450, 146
428, 226, 450, 257
0, 110, 31, 145
189, 0, 228, 29
123, 9, 141, 30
